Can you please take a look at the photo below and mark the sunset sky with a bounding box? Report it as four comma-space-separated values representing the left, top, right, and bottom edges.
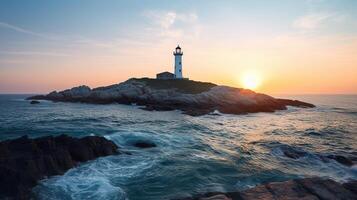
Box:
0, 0, 356, 94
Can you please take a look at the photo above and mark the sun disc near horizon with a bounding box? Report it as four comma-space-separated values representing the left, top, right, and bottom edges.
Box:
241, 71, 261, 90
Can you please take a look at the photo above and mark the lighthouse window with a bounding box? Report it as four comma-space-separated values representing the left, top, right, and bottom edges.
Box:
179, 62, 181, 65
179, 70, 181, 72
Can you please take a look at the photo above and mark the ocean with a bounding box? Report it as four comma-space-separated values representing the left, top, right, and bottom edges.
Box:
0, 94, 356, 200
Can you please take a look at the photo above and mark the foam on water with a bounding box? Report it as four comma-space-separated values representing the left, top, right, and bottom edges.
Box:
34, 157, 128, 200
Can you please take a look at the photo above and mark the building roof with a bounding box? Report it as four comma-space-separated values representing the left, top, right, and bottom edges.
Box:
157, 71, 174, 76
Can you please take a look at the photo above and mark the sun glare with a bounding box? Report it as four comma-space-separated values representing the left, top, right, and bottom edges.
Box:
241, 72, 261, 90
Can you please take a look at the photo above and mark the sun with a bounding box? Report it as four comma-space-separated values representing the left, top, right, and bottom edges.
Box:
241, 71, 261, 90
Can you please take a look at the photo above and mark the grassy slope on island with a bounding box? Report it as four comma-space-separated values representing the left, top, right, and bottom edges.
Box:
91, 78, 217, 94
132, 78, 217, 94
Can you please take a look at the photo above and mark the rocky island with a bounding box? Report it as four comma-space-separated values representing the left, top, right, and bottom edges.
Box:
28, 78, 314, 116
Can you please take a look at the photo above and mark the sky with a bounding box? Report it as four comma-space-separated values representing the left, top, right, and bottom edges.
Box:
0, 0, 357, 94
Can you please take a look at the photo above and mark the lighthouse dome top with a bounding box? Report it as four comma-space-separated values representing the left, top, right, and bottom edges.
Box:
176, 45, 181, 50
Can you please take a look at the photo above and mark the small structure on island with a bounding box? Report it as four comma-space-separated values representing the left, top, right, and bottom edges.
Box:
156, 45, 188, 80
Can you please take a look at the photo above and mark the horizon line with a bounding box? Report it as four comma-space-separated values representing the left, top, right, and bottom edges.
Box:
1, 92, 357, 96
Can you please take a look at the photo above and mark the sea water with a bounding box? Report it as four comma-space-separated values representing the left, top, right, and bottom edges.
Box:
0, 94, 356, 200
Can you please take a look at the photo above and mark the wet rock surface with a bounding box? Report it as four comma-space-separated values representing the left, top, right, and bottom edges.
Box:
0, 135, 119, 200
266, 142, 356, 167
30, 100, 40, 104
175, 177, 357, 200
133, 141, 157, 148
28, 78, 315, 116
279, 145, 308, 159
325, 155, 354, 166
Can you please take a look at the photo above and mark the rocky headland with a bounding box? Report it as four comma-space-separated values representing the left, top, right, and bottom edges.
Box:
28, 78, 315, 116
0, 135, 119, 199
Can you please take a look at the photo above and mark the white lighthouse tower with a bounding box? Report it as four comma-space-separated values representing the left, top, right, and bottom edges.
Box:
173, 45, 183, 79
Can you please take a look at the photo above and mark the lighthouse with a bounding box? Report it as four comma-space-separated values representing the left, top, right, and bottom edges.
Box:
156, 45, 188, 80
173, 45, 183, 79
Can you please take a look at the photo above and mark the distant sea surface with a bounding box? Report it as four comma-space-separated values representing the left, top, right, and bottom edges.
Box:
0, 94, 356, 200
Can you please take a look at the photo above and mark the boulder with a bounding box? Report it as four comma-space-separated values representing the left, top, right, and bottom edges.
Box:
133, 141, 157, 148
343, 180, 357, 194
326, 155, 354, 166
30, 100, 40, 104
174, 178, 357, 200
296, 178, 357, 200
280, 145, 307, 159
0, 135, 119, 200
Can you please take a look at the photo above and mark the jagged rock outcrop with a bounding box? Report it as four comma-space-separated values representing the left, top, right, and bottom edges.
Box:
28, 78, 315, 116
264, 142, 356, 167
0, 135, 119, 200
175, 177, 357, 200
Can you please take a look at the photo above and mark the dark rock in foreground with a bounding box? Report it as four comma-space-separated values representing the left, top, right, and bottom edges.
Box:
0, 135, 119, 200
175, 177, 357, 200
28, 78, 315, 116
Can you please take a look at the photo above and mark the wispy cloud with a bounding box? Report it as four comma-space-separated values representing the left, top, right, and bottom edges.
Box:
142, 10, 200, 40
293, 13, 333, 30
144, 11, 177, 29
0, 21, 111, 48
0, 51, 70, 57
0, 22, 56, 40
0, 21, 120, 51
143, 10, 198, 29
292, 12, 347, 31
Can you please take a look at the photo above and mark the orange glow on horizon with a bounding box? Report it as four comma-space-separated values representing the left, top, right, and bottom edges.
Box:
240, 71, 262, 90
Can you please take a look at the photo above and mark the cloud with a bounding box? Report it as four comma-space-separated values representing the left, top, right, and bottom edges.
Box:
146, 11, 177, 29
0, 22, 119, 50
142, 10, 200, 40
0, 22, 56, 40
143, 10, 198, 29
292, 11, 348, 32
292, 13, 333, 30
0, 51, 69, 57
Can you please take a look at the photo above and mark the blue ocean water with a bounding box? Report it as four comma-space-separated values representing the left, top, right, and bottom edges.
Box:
0, 94, 356, 200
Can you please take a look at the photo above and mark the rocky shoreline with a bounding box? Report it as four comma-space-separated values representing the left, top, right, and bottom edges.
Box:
28, 78, 315, 116
175, 177, 357, 200
0, 134, 355, 200
0, 135, 119, 199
